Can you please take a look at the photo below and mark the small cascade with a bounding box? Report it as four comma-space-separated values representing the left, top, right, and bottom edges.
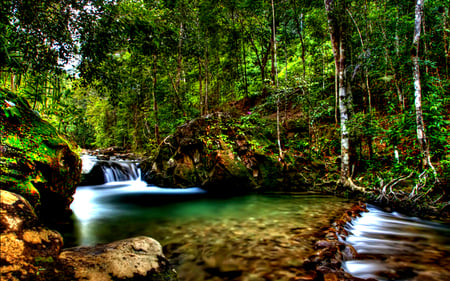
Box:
101, 161, 140, 183
343, 205, 450, 281
80, 155, 142, 185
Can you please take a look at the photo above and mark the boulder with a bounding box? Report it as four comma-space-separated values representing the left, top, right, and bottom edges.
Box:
59, 236, 178, 281
0, 190, 64, 281
141, 113, 283, 192
0, 89, 81, 219
0, 190, 178, 281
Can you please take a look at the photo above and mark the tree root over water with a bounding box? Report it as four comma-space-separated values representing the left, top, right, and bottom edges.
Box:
366, 171, 449, 221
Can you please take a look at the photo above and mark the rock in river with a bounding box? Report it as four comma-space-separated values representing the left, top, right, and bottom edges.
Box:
0, 190, 64, 281
59, 236, 178, 281
140, 112, 285, 192
0, 190, 178, 281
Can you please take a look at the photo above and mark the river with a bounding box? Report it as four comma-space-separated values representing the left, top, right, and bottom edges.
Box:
62, 158, 450, 281
63, 178, 356, 280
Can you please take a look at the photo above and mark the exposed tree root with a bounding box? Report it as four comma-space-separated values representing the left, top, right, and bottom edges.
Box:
376, 172, 414, 203
409, 170, 438, 202
344, 177, 366, 192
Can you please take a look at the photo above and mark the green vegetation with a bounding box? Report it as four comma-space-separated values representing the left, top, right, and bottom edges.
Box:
0, 89, 81, 214
1, 0, 449, 212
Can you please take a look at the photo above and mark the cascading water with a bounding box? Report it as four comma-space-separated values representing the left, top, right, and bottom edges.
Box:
101, 161, 140, 182
80, 154, 141, 184
343, 204, 450, 281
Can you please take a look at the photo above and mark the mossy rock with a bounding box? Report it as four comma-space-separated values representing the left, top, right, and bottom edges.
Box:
0, 89, 81, 219
141, 112, 290, 192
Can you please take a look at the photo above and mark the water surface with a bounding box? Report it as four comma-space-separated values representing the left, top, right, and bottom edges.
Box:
343, 204, 450, 281
65, 180, 355, 280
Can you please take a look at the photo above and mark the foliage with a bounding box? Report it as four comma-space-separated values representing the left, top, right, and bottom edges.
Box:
0, 0, 449, 207
0, 89, 81, 211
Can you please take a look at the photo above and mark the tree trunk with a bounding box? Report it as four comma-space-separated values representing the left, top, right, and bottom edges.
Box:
271, 0, 278, 88
242, 38, 249, 97
152, 54, 160, 145
443, 7, 449, 76
198, 56, 203, 115
292, 0, 306, 79
204, 47, 209, 115
324, 0, 361, 190
412, 0, 432, 171
248, 36, 270, 85
271, 0, 283, 160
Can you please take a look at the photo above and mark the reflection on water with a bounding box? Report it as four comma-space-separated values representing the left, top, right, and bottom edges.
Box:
65, 180, 355, 280
343, 205, 450, 281
69, 180, 207, 246
66, 181, 450, 281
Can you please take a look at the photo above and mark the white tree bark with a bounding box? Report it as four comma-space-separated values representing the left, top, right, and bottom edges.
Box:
272, 0, 283, 160
325, 0, 349, 182
412, 0, 438, 180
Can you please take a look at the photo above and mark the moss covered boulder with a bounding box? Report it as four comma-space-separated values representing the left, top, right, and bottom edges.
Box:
141, 112, 291, 192
0, 89, 81, 219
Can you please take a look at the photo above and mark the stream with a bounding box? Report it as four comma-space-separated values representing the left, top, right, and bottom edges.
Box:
61, 158, 450, 281
63, 180, 355, 280
343, 204, 450, 281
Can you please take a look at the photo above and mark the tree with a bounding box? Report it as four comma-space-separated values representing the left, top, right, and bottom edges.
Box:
324, 0, 363, 191
411, 0, 438, 179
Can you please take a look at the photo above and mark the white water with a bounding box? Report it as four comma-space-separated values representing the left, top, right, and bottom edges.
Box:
101, 161, 140, 182
343, 205, 450, 280
70, 179, 207, 246
81, 154, 141, 183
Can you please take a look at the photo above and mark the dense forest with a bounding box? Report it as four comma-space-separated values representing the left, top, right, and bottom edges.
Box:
1, 0, 449, 206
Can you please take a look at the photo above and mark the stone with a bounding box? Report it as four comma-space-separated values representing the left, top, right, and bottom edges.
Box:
1, 190, 178, 281
140, 113, 281, 192
59, 236, 178, 281
323, 273, 338, 281
1, 89, 81, 220
0, 190, 64, 281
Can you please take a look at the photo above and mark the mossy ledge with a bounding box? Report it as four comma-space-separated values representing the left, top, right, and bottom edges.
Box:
1, 88, 81, 221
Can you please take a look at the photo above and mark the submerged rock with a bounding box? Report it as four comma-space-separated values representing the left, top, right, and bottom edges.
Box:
0, 89, 81, 219
303, 203, 376, 281
59, 236, 178, 281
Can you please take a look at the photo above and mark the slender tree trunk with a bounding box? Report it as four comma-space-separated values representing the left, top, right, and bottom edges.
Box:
271, 0, 278, 88
248, 36, 270, 85
242, 38, 249, 97
198, 56, 203, 115
379, 23, 404, 111
346, 7, 372, 113
292, 0, 306, 79
271, 0, 283, 160
204, 47, 209, 115
443, 7, 449, 75
176, 22, 184, 91
152, 54, 160, 145
324, 0, 361, 189
412, 0, 434, 173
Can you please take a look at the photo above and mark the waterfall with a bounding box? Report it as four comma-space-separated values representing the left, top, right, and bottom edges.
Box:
80, 155, 142, 185
101, 161, 140, 183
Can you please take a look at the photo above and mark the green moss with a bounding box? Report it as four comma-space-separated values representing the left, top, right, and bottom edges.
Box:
1, 89, 81, 215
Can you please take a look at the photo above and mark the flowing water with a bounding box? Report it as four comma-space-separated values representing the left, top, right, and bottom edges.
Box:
65, 159, 450, 281
64, 178, 355, 280
343, 204, 450, 281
